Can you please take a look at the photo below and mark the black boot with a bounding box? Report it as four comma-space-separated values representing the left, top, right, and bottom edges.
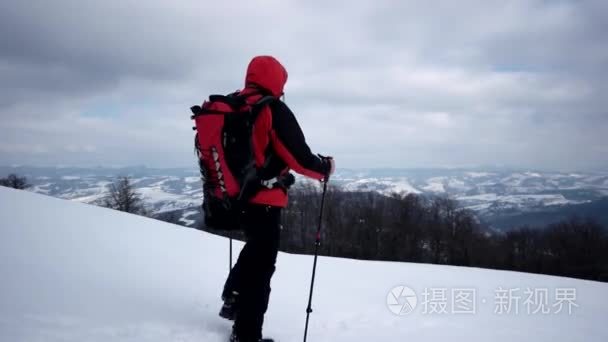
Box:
219, 291, 240, 321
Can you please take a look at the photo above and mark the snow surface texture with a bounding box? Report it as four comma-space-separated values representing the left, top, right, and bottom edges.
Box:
1, 187, 608, 341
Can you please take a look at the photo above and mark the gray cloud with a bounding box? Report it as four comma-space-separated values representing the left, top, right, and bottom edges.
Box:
0, 0, 606, 171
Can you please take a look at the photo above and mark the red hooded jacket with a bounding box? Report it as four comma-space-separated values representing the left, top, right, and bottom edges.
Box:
240, 56, 329, 207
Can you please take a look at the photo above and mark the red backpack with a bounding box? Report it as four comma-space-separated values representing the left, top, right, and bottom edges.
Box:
191, 92, 276, 230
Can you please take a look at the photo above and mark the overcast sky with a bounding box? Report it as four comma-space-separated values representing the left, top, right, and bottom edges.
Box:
0, 0, 606, 171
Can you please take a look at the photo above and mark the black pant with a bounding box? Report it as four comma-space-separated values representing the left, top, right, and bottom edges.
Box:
223, 205, 281, 340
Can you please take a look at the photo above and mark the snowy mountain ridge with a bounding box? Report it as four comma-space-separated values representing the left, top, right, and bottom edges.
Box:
3, 166, 608, 229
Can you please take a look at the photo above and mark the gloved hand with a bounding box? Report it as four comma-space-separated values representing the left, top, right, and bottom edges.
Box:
282, 172, 296, 188
318, 154, 335, 180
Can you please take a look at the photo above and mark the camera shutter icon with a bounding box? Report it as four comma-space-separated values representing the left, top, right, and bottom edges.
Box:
387, 285, 417, 315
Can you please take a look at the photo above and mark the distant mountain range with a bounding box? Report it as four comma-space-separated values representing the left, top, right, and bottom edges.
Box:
331, 168, 608, 229
3, 166, 608, 230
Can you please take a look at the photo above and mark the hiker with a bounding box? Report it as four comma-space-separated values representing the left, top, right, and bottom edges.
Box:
192, 55, 334, 342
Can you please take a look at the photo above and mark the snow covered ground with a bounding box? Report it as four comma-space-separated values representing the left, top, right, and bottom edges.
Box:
1, 187, 608, 341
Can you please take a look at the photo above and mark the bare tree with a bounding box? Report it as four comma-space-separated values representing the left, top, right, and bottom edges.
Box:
101, 177, 147, 215
0, 174, 31, 190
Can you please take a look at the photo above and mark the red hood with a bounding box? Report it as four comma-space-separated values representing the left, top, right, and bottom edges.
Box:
244, 56, 288, 97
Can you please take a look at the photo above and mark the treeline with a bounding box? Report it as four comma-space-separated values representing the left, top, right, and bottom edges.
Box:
277, 184, 608, 282
0, 174, 30, 189
499, 220, 608, 281
281, 185, 486, 264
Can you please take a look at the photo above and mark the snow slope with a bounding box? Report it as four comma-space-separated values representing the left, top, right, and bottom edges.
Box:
1, 187, 607, 341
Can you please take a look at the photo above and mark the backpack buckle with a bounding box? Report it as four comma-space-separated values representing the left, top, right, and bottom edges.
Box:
260, 173, 295, 190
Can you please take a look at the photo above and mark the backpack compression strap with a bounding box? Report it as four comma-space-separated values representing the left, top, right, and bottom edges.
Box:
190, 94, 276, 119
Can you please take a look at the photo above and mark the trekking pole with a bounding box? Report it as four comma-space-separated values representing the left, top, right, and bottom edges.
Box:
303, 178, 329, 342
229, 237, 233, 270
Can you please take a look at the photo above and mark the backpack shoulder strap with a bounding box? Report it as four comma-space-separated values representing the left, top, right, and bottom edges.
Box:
248, 96, 277, 118
253, 96, 277, 109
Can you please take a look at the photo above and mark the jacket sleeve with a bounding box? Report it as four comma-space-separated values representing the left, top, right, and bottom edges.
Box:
269, 101, 329, 180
